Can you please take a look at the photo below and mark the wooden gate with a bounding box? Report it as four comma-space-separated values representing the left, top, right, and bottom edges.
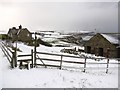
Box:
17, 49, 34, 69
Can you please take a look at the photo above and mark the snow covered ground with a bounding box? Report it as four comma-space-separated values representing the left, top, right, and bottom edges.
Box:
0, 48, 3, 89
0, 42, 119, 88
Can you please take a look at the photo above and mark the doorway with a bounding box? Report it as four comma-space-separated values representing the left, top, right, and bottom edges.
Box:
117, 47, 120, 58
86, 46, 91, 53
98, 48, 103, 56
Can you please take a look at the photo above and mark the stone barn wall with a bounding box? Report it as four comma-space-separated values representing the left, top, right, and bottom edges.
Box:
84, 33, 119, 58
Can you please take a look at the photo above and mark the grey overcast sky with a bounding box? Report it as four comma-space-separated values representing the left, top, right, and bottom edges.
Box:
0, 0, 118, 33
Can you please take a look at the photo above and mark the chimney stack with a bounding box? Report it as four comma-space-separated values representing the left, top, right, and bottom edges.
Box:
19, 25, 22, 29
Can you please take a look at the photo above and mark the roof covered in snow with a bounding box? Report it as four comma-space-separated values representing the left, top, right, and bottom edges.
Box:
101, 34, 120, 45
82, 36, 93, 41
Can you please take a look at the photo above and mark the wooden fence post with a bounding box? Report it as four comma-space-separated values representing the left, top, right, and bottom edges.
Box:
11, 52, 14, 68
83, 56, 87, 72
31, 49, 33, 68
60, 55, 63, 70
106, 58, 109, 73
11, 51, 17, 68
106, 48, 110, 73
14, 50, 17, 67
34, 32, 37, 67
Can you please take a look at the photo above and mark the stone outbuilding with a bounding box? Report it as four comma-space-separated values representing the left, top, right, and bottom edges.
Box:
84, 33, 120, 58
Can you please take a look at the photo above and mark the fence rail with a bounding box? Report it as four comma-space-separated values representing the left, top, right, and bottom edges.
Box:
36, 52, 81, 58
0, 42, 17, 68
18, 54, 32, 57
34, 51, 118, 73
17, 49, 34, 68
0, 43, 12, 63
2, 42, 13, 53
37, 64, 60, 68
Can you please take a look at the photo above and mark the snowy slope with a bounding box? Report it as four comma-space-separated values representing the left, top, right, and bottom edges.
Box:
1, 55, 118, 88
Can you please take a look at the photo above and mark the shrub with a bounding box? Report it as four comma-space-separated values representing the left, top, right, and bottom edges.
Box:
0, 34, 11, 40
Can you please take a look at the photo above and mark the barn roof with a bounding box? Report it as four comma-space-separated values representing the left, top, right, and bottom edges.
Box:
82, 36, 93, 41
101, 34, 120, 45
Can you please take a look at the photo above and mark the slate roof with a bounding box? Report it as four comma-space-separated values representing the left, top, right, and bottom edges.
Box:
101, 34, 120, 45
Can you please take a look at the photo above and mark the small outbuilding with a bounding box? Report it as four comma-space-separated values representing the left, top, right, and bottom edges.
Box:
84, 33, 120, 58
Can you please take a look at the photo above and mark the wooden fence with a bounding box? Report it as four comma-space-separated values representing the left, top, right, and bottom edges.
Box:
0, 42, 17, 68
34, 51, 113, 73
35, 52, 85, 68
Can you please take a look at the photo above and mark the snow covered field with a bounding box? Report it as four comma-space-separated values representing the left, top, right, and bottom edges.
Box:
0, 48, 2, 89
0, 42, 119, 88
